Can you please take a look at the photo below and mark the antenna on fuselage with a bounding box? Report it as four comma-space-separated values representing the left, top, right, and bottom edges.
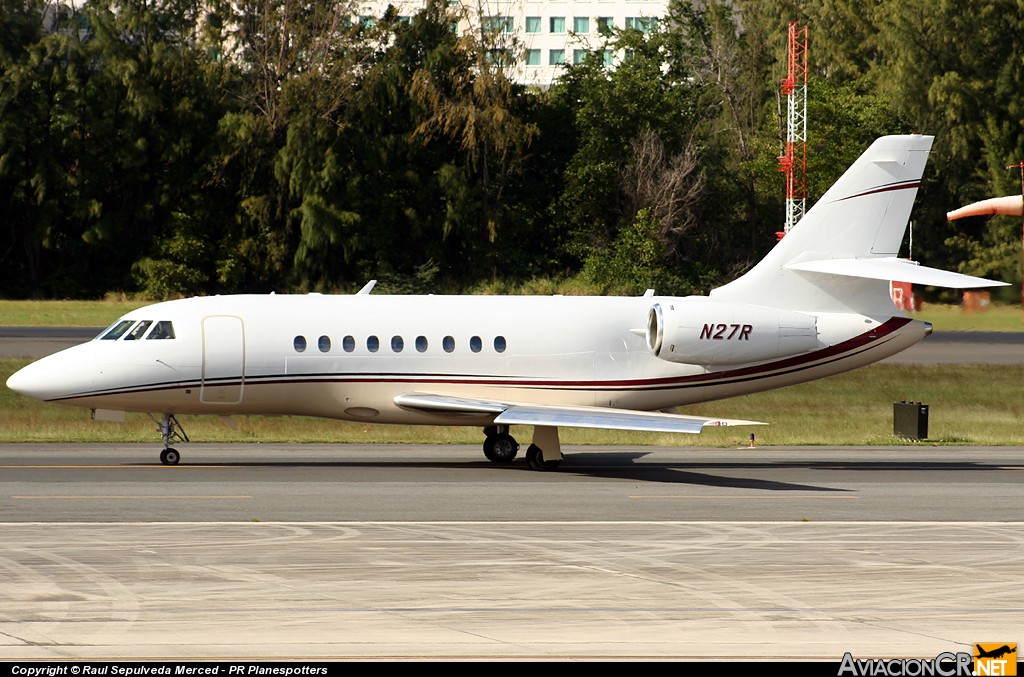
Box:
357, 280, 377, 295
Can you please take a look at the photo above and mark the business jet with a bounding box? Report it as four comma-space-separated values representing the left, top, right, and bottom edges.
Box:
5, 134, 1006, 470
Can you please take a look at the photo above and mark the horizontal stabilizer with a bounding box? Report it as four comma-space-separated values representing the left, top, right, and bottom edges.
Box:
395, 393, 764, 434
784, 257, 1008, 289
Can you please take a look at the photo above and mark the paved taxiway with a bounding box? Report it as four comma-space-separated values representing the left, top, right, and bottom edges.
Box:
1, 445, 1023, 659
3, 444, 1024, 522
2, 330, 1022, 659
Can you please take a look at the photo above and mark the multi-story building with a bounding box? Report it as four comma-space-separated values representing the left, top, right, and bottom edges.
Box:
358, 0, 668, 86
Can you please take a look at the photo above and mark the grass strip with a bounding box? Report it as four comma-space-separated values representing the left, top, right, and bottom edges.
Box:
3, 359, 1022, 446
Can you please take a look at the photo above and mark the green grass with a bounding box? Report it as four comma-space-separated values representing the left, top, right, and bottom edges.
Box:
0, 299, 146, 327
3, 358, 1022, 446
912, 302, 1024, 332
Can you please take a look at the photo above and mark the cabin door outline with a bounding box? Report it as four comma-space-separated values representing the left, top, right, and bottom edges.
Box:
200, 315, 245, 404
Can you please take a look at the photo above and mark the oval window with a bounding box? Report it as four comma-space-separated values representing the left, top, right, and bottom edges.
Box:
470, 336, 482, 353
294, 336, 307, 352
415, 336, 428, 353
392, 335, 404, 352
367, 336, 379, 353
443, 336, 455, 353
342, 335, 355, 352
494, 336, 507, 353
318, 335, 331, 352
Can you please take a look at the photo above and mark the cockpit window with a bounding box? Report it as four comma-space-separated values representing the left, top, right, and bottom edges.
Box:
99, 320, 135, 340
124, 320, 153, 340
146, 321, 176, 340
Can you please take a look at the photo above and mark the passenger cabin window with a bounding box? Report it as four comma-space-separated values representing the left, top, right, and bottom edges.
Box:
124, 320, 153, 340
494, 336, 507, 353
294, 335, 307, 352
342, 335, 355, 352
367, 336, 379, 352
443, 336, 455, 353
318, 335, 331, 352
391, 336, 404, 352
146, 321, 175, 339
415, 336, 428, 353
470, 336, 482, 353
99, 320, 135, 340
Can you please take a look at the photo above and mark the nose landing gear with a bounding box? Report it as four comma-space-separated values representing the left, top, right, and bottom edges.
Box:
149, 413, 189, 465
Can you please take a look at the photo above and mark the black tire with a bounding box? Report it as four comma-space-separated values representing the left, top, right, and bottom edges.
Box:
160, 448, 180, 465
526, 444, 561, 471
483, 433, 519, 463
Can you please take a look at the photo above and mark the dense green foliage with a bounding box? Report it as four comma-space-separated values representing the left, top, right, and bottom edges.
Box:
1, 0, 1022, 300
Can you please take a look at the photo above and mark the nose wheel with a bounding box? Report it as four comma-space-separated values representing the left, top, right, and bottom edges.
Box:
150, 413, 189, 465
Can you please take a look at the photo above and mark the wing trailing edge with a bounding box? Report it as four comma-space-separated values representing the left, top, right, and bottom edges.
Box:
394, 393, 765, 434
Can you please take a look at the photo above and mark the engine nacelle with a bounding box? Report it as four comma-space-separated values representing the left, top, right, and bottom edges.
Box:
646, 299, 818, 366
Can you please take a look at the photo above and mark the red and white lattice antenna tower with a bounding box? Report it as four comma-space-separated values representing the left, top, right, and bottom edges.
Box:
778, 21, 809, 236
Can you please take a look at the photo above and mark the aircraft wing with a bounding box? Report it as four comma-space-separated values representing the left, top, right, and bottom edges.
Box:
785, 257, 1008, 288
394, 393, 765, 434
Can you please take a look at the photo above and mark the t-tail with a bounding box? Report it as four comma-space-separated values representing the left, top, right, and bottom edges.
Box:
711, 134, 1005, 316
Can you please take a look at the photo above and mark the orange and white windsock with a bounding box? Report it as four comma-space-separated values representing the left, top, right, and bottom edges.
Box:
947, 195, 1024, 220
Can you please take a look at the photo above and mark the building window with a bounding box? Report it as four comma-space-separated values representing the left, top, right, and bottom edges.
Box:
603, 49, 614, 66
573, 49, 588, 64
415, 336, 428, 352
342, 335, 355, 352
367, 335, 379, 353
549, 16, 565, 34
549, 49, 565, 65
359, 16, 375, 29
318, 335, 331, 352
573, 16, 589, 33
525, 16, 541, 33
597, 17, 614, 34
392, 335, 404, 352
485, 15, 513, 33
625, 17, 658, 33
470, 336, 482, 353
294, 336, 307, 353
525, 49, 541, 66
487, 49, 513, 66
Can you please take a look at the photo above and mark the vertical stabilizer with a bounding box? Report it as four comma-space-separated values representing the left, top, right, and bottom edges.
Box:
711, 134, 934, 316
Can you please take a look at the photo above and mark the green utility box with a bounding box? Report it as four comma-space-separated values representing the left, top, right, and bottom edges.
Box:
894, 401, 929, 439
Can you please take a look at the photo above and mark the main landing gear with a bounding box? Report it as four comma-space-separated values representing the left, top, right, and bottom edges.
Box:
525, 444, 561, 471
482, 425, 563, 471
149, 413, 189, 465
482, 425, 519, 463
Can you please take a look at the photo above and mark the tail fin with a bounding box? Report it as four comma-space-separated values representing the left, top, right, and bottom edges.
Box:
711, 134, 1003, 315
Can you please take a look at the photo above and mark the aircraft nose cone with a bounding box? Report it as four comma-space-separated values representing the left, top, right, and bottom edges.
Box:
6, 360, 55, 400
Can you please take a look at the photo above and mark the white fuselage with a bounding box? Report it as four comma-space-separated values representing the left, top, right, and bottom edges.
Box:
9, 293, 929, 427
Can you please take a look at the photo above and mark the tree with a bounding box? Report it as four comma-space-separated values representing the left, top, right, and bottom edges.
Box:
408, 0, 540, 279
